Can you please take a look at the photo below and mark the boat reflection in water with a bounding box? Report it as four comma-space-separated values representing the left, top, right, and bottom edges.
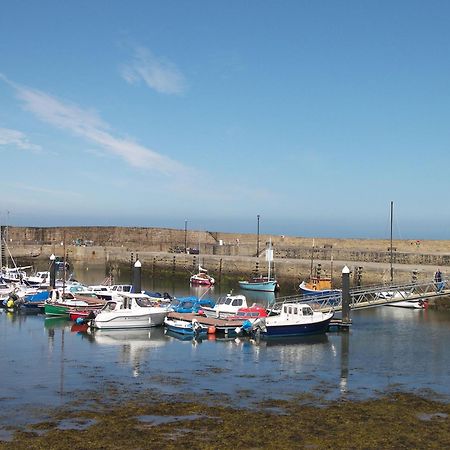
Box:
86, 327, 166, 377
240, 290, 276, 308
44, 317, 70, 330
189, 283, 215, 299
258, 333, 329, 347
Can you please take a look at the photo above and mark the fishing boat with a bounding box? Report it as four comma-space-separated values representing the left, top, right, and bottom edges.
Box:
201, 294, 248, 319
299, 276, 341, 298
190, 266, 215, 286
238, 277, 279, 292
90, 293, 169, 329
239, 239, 279, 292
251, 302, 334, 338
44, 290, 105, 316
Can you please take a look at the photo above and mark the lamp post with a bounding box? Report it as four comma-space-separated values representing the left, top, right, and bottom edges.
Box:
184, 219, 188, 253
256, 214, 260, 257
49, 253, 56, 289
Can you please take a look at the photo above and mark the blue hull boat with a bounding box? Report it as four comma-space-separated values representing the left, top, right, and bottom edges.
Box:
264, 316, 333, 337
163, 317, 208, 336
238, 279, 279, 292
252, 302, 334, 338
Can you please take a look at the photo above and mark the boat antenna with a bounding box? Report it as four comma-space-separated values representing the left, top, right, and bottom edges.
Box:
390, 201, 394, 283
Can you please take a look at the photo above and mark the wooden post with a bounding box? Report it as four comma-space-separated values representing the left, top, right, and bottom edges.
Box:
132, 260, 142, 293
49, 253, 56, 289
342, 265, 351, 325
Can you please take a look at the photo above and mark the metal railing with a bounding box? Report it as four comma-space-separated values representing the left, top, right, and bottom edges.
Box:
269, 279, 449, 313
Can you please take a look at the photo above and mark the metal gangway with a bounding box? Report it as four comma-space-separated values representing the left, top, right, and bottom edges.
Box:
269, 279, 449, 314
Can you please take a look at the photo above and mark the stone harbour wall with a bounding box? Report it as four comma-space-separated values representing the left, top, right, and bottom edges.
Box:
3, 226, 449, 286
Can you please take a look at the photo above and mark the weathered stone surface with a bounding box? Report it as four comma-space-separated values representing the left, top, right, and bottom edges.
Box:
4, 226, 449, 285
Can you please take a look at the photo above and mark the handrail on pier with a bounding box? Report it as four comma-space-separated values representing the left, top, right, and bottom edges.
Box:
269, 279, 448, 313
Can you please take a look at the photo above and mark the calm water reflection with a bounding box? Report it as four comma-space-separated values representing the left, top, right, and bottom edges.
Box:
1, 267, 450, 434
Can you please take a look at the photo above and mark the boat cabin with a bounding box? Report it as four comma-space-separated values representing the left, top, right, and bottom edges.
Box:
110, 284, 133, 293
215, 294, 247, 308
281, 303, 315, 318
115, 292, 163, 309
230, 304, 268, 320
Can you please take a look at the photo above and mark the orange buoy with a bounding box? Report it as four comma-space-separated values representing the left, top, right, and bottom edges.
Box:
208, 326, 216, 334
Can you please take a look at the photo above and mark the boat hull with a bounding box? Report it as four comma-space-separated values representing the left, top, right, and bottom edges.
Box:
44, 303, 69, 316
299, 281, 341, 297
238, 280, 278, 292
190, 278, 214, 286
164, 318, 208, 335
384, 300, 427, 309
92, 311, 167, 329
258, 311, 334, 338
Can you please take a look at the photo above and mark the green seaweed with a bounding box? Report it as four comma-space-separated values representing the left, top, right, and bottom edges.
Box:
1, 391, 449, 449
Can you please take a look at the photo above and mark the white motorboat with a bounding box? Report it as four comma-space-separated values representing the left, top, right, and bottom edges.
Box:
24, 271, 50, 287
201, 294, 248, 319
90, 293, 169, 329
376, 290, 427, 308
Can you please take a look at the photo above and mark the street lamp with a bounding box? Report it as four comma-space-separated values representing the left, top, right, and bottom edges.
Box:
184, 219, 188, 253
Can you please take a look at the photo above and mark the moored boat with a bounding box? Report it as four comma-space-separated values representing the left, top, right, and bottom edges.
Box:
239, 239, 279, 292
163, 316, 209, 336
238, 278, 279, 292
190, 266, 215, 286
44, 290, 106, 316
90, 293, 169, 329
251, 302, 334, 338
170, 296, 215, 313
228, 304, 268, 321
299, 277, 341, 298
201, 294, 248, 319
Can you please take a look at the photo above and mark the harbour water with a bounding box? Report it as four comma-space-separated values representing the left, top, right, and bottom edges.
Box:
1, 267, 450, 438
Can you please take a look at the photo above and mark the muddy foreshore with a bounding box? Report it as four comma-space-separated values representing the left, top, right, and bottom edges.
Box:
1, 388, 449, 449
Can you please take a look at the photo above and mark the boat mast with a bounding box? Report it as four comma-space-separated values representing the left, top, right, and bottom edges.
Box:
62, 230, 67, 296
310, 238, 315, 278
390, 201, 394, 283
256, 214, 260, 257
266, 238, 273, 280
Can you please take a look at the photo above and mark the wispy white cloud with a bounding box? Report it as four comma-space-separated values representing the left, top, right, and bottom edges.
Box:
120, 45, 187, 94
10, 182, 84, 198
0, 127, 42, 152
0, 73, 189, 176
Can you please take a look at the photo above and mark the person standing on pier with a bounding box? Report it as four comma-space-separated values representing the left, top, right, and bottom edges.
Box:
434, 269, 444, 292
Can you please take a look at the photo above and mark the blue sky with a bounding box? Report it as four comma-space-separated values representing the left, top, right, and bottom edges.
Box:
1, 0, 449, 239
